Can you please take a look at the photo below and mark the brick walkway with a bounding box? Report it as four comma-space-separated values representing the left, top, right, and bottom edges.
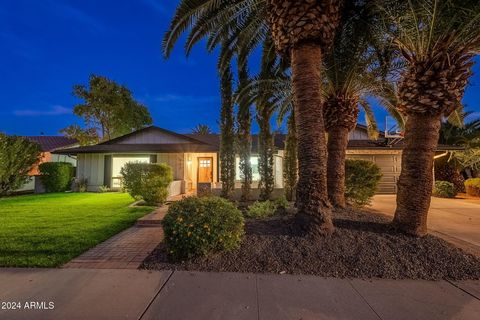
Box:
64, 207, 167, 269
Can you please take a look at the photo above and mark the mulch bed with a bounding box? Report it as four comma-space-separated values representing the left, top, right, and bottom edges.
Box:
141, 208, 480, 280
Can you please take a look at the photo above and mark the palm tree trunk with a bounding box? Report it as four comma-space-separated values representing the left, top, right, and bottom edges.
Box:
291, 43, 333, 236
327, 126, 349, 208
393, 113, 442, 236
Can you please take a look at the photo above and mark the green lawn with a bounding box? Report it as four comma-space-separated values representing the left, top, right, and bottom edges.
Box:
0, 192, 153, 267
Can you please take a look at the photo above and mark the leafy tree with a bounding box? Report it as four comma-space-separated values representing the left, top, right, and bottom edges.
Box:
0, 134, 41, 196
191, 124, 213, 135
236, 65, 253, 201
219, 65, 236, 198
380, 0, 480, 236
60, 125, 99, 146
62, 75, 152, 144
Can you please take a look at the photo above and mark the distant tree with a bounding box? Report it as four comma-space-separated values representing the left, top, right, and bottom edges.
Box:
0, 134, 41, 196
219, 65, 236, 198
61, 75, 152, 144
60, 125, 99, 146
236, 65, 252, 201
191, 124, 213, 135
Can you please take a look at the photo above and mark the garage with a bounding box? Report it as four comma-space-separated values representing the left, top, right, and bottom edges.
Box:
347, 151, 402, 194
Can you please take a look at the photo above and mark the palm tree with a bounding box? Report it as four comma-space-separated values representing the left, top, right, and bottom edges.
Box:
164, 0, 345, 236
380, 0, 480, 236
266, 0, 346, 235
191, 124, 213, 135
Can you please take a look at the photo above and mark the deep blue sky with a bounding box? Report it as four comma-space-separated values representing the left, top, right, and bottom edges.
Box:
0, 0, 479, 136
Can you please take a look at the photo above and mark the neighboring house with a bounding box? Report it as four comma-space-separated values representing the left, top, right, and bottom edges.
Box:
17, 136, 78, 193
54, 125, 459, 197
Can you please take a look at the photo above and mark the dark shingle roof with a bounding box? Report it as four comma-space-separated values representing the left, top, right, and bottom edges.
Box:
26, 136, 78, 152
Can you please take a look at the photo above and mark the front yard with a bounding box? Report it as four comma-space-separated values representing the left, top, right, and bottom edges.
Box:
0, 193, 152, 267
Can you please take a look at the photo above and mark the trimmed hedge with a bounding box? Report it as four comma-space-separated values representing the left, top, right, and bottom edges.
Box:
121, 163, 173, 206
433, 181, 457, 198
465, 178, 480, 197
39, 162, 75, 193
345, 159, 383, 207
163, 196, 244, 260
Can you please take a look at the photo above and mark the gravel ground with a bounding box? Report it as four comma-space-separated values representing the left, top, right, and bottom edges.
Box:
141, 208, 480, 280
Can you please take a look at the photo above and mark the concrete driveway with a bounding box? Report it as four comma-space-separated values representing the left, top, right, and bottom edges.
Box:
369, 195, 480, 254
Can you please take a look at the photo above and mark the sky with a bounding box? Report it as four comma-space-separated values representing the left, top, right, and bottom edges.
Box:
0, 0, 479, 136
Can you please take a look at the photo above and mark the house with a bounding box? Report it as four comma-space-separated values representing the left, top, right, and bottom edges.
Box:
17, 136, 78, 193
54, 125, 459, 197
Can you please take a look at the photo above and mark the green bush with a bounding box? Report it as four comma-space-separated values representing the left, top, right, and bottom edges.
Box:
345, 159, 382, 207
273, 195, 289, 210
39, 162, 74, 193
465, 178, 480, 197
121, 163, 173, 206
246, 200, 277, 218
433, 181, 457, 198
74, 177, 88, 192
163, 196, 244, 260
98, 185, 111, 193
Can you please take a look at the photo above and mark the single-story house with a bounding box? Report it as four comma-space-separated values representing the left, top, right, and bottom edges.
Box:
17, 136, 78, 193
54, 125, 460, 197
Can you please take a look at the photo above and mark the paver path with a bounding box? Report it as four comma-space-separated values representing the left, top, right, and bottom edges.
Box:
63, 207, 167, 269
0, 268, 479, 320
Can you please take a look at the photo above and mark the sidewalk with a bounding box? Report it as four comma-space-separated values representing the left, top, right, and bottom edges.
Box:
0, 268, 479, 320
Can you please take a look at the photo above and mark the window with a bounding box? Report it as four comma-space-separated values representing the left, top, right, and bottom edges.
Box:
199, 159, 211, 168
235, 156, 260, 181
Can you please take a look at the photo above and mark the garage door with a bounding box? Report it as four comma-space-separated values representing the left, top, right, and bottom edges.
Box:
347, 154, 401, 194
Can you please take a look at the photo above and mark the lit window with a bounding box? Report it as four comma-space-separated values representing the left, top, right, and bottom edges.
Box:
236, 156, 260, 181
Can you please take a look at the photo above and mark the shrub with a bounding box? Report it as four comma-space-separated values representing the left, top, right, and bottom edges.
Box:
121, 163, 173, 206
74, 177, 88, 192
433, 181, 457, 198
98, 185, 111, 193
465, 178, 480, 197
273, 195, 289, 210
345, 159, 382, 207
39, 162, 74, 193
246, 200, 277, 218
163, 196, 244, 260
0, 134, 41, 196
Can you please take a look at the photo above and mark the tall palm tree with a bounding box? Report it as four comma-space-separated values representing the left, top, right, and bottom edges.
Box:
266, 0, 344, 235
380, 0, 480, 236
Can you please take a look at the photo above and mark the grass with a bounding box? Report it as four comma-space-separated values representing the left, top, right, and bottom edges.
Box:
0, 192, 153, 267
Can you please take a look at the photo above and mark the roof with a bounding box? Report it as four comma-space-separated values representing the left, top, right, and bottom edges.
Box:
53, 125, 463, 155
26, 136, 78, 152
54, 143, 218, 154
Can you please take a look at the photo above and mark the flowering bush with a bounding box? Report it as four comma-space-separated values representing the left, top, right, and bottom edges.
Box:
163, 196, 244, 260
465, 178, 480, 197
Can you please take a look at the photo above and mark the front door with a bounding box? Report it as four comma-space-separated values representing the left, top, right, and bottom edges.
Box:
198, 157, 213, 183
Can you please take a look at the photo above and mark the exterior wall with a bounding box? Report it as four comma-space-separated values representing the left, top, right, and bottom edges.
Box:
76, 153, 106, 192
117, 130, 191, 144
346, 150, 402, 194
76, 152, 187, 195
156, 153, 184, 180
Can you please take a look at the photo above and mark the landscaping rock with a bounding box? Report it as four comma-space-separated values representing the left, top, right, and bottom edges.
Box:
142, 208, 480, 280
